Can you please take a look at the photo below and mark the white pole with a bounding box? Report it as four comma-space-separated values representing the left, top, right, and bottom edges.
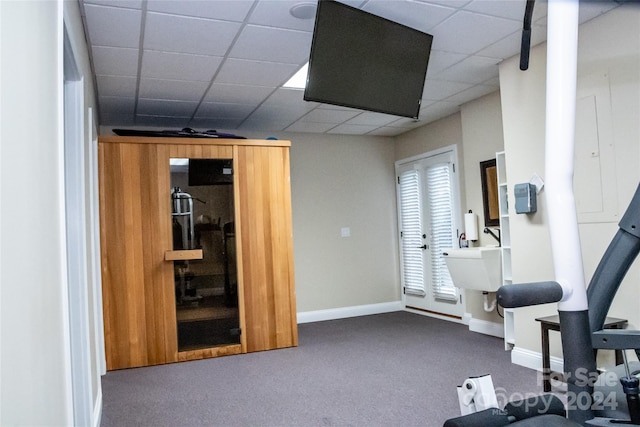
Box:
545, 0, 587, 312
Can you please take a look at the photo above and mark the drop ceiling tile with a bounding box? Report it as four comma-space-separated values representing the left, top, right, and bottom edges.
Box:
147, 0, 253, 21
229, 25, 313, 64
83, 0, 142, 9
243, 103, 309, 126
263, 88, 319, 112
368, 126, 406, 137
418, 101, 461, 122
418, 100, 436, 111
204, 83, 275, 104
301, 108, 360, 123
345, 112, 399, 126
446, 83, 497, 103
92, 46, 139, 76
285, 121, 337, 133
84, 4, 141, 48
426, 50, 468, 76
430, 11, 521, 54
436, 55, 500, 84
327, 123, 379, 135
141, 50, 222, 81
476, 25, 546, 59
135, 115, 191, 127
422, 79, 474, 101
144, 12, 242, 56
362, 0, 456, 32
189, 117, 245, 131
249, 1, 317, 32
215, 58, 300, 87
194, 102, 256, 119
416, 0, 472, 8
137, 98, 198, 117
100, 96, 136, 116
238, 116, 292, 132
100, 112, 135, 126
463, 0, 527, 21
96, 75, 137, 97
387, 116, 428, 129
139, 78, 209, 101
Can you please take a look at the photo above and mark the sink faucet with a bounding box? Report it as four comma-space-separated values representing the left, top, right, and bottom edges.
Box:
483, 227, 501, 246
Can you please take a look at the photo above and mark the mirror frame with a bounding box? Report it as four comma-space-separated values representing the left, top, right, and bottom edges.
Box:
480, 159, 500, 227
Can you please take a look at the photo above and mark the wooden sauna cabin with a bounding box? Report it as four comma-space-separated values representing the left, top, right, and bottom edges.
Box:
98, 135, 297, 370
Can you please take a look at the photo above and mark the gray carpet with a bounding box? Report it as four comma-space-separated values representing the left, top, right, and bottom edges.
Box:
100, 311, 548, 427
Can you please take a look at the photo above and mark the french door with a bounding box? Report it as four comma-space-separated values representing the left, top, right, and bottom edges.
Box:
396, 147, 463, 318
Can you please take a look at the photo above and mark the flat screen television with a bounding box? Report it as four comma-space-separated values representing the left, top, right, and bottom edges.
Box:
303, 0, 433, 119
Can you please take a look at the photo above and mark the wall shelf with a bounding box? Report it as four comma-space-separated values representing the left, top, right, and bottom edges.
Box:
497, 151, 514, 350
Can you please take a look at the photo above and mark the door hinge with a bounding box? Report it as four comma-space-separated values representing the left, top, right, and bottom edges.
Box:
459, 295, 462, 304
397, 176, 400, 184
403, 287, 406, 295
230, 327, 242, 336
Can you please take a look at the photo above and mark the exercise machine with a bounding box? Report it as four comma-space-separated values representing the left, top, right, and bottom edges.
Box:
444, 0, 640, 425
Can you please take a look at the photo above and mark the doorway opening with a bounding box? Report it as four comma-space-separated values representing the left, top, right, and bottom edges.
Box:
395, 145, 463, 319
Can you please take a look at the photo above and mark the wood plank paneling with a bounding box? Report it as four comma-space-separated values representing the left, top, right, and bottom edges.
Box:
100, 138, 296, 370
100, 142, 177, 369
236, 145, 298, 352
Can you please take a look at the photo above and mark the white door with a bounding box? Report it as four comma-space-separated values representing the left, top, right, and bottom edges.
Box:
396, 147, 463, 318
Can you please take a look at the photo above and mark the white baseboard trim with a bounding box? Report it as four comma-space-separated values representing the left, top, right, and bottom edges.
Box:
297, 301, 403, 324
462, 312, 472, 326
511, 346, 564, 373
469, 318, 504, 338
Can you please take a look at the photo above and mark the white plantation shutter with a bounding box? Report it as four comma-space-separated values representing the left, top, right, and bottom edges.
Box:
399, 169, 426, 296
425, 163, 458, 302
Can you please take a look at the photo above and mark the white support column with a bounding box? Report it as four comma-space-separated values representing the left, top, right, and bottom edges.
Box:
544, 0, 587, 312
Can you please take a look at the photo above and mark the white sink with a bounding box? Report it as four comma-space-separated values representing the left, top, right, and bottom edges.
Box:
442, 247, 502, 292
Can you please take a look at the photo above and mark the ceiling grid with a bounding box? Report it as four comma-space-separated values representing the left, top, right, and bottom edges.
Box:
79, 0, 619, 136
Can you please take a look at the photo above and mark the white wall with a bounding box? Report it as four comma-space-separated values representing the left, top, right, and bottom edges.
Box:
0, 1, 102, 425
1, 1, 72, 425
64, 0, 104, 423
459, 91, 505, 323
394, 113, 464, 162
288, 133, 401, 312
499, 4, 640, 367
394, 95, 507, 325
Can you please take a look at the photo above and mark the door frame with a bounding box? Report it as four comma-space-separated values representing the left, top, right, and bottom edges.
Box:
63, 24, 92, 426
395, 144, 464, 321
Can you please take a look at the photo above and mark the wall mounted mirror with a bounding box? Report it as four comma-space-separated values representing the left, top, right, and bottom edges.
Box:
480, 159, 500, 227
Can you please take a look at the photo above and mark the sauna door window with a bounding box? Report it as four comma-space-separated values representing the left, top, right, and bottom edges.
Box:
170, 158, 239, 351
